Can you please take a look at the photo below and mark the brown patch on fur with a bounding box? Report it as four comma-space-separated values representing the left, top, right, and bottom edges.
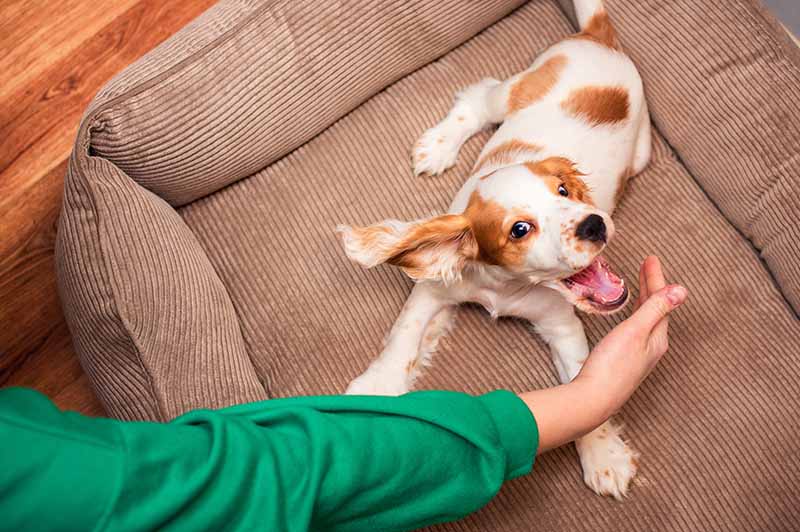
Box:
475, 139, 542, 174
614, 165, 634, 206
603, 469, 611, 477
508, 55, 568, 113
463, 192, 537, 268
631, 455, 640, 468
406, 358, 418, 373
561, 86, 629, 126
573, 10, 620, 49
524, 157, 595, 205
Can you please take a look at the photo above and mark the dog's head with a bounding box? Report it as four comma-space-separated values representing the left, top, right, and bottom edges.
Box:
338, 157, 628, 314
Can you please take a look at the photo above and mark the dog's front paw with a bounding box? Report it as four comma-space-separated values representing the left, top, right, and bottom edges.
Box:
412, 124, 462, 176
345, 363, 410, 396
575, 421, 639, 500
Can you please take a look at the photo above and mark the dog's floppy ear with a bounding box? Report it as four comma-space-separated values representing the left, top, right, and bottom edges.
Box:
337, 214, 477, 283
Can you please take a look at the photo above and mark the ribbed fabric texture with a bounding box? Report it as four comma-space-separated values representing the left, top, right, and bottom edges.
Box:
57, 141, 266, 421
88, 0, 525, 206
600, 0, 800, 314
57, 0, 800, 529
59, 0, 524, 419
179, 2, 799, 530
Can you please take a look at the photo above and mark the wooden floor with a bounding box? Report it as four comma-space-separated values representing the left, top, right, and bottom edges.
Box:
0, 0, 217, 416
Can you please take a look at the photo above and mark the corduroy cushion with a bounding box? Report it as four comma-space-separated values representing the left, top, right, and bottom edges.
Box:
605, 0, 800, 315
57, 0, 528, 420
57, 0, 800, 529
89, 0, 526, 206
177, 3, 800, 530
559, 0, 800, 314
58, 147, 267, 421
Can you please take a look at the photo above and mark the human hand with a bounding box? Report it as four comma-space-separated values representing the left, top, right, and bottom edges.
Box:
518, 256, 687, 453
575, 256, 688, 418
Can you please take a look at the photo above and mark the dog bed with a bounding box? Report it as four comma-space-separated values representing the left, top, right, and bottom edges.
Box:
57, 1, 800, 529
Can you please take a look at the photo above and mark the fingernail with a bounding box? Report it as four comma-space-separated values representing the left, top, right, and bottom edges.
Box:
666, 285, 687, 306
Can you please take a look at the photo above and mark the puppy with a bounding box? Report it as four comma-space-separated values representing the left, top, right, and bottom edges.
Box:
337, 0, 650, 499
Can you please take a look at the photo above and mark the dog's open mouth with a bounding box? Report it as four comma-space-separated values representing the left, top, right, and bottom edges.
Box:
562, 256, 628, 312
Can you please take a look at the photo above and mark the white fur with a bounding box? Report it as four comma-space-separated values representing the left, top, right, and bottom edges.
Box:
342, 0, 650, 500
574, 0, 607, 29
413, 78, 504, 176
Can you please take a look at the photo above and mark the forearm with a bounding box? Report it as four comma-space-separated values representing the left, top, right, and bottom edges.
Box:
519, 378, 611, 453
0, 388, 538, 532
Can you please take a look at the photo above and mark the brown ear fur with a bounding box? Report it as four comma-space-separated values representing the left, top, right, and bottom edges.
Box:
388, 215, 477, 281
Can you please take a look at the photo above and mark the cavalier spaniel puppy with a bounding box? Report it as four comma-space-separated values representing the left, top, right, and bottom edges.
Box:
338, 0, 650, 499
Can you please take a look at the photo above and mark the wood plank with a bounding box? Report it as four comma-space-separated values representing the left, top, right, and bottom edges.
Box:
0, 0, 217, 417
0, 0, 139, 101
0, 0, 218, 215
0, 160, 65, 272
3, 319, 105, 416
0, 161, 65, 381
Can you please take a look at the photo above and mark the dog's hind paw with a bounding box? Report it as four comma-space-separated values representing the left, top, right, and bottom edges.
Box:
345, 363, 410, 396
575, 421, 639, 500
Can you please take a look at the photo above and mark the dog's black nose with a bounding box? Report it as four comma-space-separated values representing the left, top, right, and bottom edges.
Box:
576, 214, 607, 243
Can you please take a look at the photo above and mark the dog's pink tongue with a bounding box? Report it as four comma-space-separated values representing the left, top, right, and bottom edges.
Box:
566, 257, 626, 304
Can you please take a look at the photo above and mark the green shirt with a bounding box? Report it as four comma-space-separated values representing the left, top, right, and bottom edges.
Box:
0, 387, 538, 532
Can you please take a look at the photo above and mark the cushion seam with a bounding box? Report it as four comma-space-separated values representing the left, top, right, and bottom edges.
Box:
173, 231, 272, 397
90, 1, 529, 208
644, 124, 800, 319
747, 151, 800, 249
740, 0, 800, 230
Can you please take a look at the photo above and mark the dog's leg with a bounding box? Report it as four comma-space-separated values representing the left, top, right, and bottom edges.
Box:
526, 297, 639, 500
345, 283, 454, 395
413, 78, 509, 176
630, 101, 652, 176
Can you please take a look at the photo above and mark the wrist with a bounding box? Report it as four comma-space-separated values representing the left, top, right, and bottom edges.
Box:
567, 375, 615, 425
518, 378, 612, 454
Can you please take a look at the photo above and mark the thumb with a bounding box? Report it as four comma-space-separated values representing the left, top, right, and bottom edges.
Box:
628, 284, 688, 331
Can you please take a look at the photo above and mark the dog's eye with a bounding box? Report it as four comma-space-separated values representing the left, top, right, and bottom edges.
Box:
510, 221, 532, 239
558, 184, 569, 197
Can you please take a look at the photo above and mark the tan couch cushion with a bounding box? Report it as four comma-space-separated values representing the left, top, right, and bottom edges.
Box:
58, 152, 267, 421
180, 2, 800, 530
88, 0, 525, 206
57, 0, 800, 528
57, 0, 526, 420
607, 0, 800, 314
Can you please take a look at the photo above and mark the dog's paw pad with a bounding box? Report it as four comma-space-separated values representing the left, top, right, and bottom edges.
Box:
412, 125, 461, 176
576, 424, 639, 500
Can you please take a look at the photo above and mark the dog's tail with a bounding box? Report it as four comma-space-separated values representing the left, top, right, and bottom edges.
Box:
572, 0, 619, 49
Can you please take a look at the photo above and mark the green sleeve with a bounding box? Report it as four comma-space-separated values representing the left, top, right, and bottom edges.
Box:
0, 387, 537, 532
